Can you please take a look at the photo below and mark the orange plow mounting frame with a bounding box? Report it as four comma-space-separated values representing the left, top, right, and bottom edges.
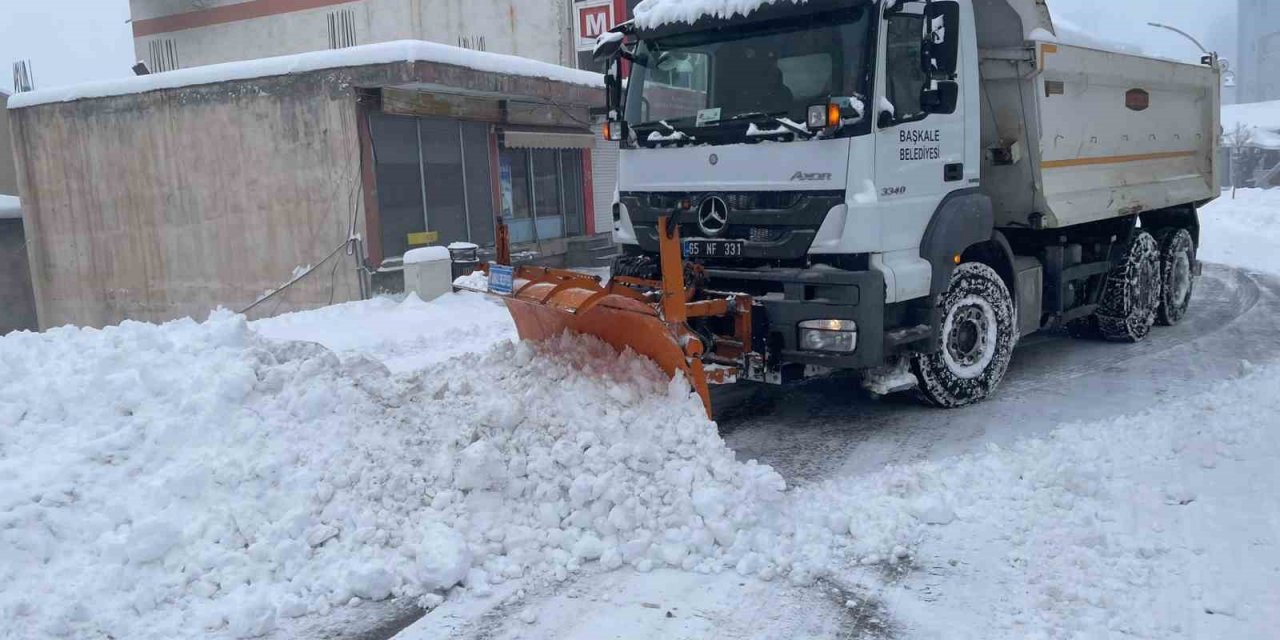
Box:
484, 216, 747, 418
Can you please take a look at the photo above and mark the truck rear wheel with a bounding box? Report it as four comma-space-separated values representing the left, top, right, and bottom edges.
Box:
912, 263, 1016, 408
1154, 228, 1195, 326
1097, 230, 1161, 343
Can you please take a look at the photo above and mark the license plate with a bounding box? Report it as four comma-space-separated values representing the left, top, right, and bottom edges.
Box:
683, 239, 744, 259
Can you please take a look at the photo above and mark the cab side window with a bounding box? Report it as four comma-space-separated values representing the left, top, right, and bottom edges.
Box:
885, 13, 927, 120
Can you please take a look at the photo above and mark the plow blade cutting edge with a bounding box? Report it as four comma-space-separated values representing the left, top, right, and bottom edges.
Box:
475, 216, 750, 419
501, 272, 713, 415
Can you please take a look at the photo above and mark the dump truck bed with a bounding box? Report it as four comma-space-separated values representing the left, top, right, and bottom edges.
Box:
979, 41, 1221, 229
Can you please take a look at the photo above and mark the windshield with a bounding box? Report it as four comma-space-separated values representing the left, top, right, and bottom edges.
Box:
625, 6, 874, 145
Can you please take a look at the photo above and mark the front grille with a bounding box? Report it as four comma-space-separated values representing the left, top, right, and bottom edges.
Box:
726, 192, 804, 211
621, 190, 844, 263
644, 192, 807, 212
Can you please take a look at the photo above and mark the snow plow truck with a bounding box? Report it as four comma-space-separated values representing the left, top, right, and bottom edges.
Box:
469, 0, 1221, 418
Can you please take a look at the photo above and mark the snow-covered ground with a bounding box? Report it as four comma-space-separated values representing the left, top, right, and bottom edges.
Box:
2, 189, 1279, 640
1198, 188, 1280, 275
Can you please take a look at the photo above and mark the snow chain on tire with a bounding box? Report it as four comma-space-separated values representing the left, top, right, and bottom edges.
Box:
1153, 228, 1196, 326
911, 262, 1017, 408
611, 254, 659, 280
1096, 230, 1161, 343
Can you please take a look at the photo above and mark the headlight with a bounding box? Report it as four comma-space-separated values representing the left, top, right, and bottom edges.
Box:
807, 104, 828, 130
798, 319, 858, 353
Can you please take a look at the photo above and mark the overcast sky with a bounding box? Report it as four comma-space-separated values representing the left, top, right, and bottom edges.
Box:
0, 0, 1241, 91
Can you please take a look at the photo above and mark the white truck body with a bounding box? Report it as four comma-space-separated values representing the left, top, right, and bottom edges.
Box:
982, 40, 1220, 230
600, 0, 1220, 399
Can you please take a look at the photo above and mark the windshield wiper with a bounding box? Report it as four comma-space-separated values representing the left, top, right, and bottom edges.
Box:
706, 111, 814, 139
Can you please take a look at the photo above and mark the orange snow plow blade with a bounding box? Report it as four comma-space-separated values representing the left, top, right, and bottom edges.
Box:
473, 215, 752, 418
501, 270, 713, 414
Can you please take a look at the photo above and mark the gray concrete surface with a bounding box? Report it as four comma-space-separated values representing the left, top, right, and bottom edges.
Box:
0, 218, 37, 334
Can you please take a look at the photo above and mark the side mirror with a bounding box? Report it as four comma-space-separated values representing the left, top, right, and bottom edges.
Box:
593, 31, 625, 62
921, 80, 959, 114
923, 1, 960, 78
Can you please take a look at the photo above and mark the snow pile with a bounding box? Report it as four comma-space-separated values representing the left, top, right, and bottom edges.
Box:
252, 293, 514, 374
453, 271, 490, 291
0, 307, 892, 639
8, 40, 602, 110
1198, 188, 1280, 274
0, 195, 19, 220
403, 247, 451, 265
1222, 100, 1280, 150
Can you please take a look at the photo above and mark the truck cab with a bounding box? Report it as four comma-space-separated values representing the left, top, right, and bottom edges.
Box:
599, 0, 1219, 407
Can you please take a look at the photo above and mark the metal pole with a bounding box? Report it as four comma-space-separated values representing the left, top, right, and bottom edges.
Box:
458, 123, 471, 243
417, 119, 429, 239
1147, 22, 1210, 55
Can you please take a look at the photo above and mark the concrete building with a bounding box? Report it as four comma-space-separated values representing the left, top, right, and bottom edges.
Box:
8, 43, 604, 329
1, 88, 39, 335
130, 0, 577, 71
1237, 0, 1280, 104
0, 89, 16, 196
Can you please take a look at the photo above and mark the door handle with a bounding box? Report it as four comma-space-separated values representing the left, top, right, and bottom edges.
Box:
944, 163, 964, 182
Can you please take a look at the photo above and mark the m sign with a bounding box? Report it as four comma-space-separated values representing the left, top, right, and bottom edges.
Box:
575, 0, 616, 52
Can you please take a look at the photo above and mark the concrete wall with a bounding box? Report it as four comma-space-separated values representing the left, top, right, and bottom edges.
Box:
0, 91, 17, 196
131, 0, 573, 71
9, 68, 371, 329
0, 218, 37, 334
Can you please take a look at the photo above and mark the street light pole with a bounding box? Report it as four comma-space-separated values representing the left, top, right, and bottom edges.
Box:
1147, 22, 1210, 55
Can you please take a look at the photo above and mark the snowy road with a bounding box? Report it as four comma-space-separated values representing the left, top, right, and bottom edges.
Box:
723, 263, 1280, 484
387, 262, 1280, 640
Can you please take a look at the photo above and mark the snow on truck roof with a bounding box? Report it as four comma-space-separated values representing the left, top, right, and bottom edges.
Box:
7, 40, 603, 110
633, 0, 810, 29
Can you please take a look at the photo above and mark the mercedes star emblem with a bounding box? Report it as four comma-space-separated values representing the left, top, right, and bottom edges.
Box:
697, 196, 729, 237
709, 153, 719, 166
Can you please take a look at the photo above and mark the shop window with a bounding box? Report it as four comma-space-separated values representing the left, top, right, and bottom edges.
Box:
369, 112, 425, 260
462, 123, 495, 246
561, 150, 584, 238
371, 114, 500, 261
500, 148, 535, 243
499, 147, 587, 244
532, 150, 563, 240
419, 118, 467, 245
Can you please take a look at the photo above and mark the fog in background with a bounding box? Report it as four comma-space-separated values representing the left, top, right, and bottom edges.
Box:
0, 0, 1242, 90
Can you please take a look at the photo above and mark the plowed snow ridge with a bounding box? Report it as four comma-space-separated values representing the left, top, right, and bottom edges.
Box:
0, 310, 907, 639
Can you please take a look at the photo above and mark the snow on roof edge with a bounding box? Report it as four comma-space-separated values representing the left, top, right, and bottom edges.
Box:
8, 40, 603, 110
633, 0, 808, 31
0, 195, 21, 220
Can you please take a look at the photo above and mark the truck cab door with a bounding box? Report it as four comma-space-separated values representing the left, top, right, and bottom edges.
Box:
872, 0, 972, 303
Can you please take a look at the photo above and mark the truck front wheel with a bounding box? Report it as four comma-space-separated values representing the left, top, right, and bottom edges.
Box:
912, 263, 1017, 408
1097, 230, 1161, 342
